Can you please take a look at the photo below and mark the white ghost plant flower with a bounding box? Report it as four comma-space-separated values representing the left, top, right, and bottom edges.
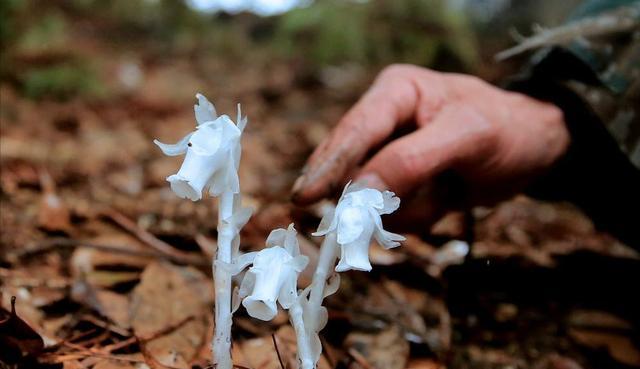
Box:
154, 93, 247, 201
153, 93, 250, 369
240, 224, 309, 321
313, 182, 405, 272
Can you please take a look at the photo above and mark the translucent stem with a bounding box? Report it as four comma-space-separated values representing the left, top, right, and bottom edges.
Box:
307, 232, 338, 332
213, 191, 235, 369
289, 299, 315, 369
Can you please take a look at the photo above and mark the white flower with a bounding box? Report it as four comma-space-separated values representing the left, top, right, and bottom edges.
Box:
239, 224, 309, 321
154, 93, 247, 201
313, 182, 405, 272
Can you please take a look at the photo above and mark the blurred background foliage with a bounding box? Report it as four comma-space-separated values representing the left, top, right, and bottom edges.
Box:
0, 0, 581, 102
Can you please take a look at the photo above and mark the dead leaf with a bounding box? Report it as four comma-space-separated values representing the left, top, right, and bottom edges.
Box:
70, 234, 153, 289
234, 326, 332, 369
93, 359, 138, 369
533, 353, 584, 369
566, 309, 639, 366
130, 262, 212, 369
569, 328, 640, 366
406, 359, 445, 369
345, 325, 409, 369
0, 296, 45, 365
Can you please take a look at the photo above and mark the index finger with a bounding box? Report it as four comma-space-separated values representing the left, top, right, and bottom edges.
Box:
291, 64, 424, 205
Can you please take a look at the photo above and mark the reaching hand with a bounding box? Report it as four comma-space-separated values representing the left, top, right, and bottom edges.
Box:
292, 64, 569, 224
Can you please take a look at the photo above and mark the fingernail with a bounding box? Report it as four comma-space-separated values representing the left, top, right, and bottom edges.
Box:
356, 173, 387, 191
291, 174, 307, 194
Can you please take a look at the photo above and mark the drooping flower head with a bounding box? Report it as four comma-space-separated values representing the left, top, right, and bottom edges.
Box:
239, 224, 309, 321
154, 94, 247, 201
313, 182, 405, 272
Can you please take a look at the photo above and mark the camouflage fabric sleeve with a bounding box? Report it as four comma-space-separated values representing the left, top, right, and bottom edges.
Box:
503, 0, 640, 248
502, 0, 640, 168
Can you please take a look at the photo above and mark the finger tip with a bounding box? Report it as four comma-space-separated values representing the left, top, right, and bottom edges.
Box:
355, 172, 388, 191
291, 179, 331, 206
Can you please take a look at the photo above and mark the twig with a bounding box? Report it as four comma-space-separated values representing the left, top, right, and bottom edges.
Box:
101, 208, 207, 265
49, 329, 98, 351
140, 315, 196, 343
347, 348, 374, 369
79, 314, 130, 337
53, 350, 184, 369
0, 267, 71, 288
11, 238, 208, 266
272, 334, 286, 369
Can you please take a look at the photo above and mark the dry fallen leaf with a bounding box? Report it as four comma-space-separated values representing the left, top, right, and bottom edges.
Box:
566, 309, 640, 366
0, 296, 45, 365
406, 358, 445, 369
345, 325, 410, 369
130, 262, 212, 369
92, 360, 138, 369
234, 325, 332, 369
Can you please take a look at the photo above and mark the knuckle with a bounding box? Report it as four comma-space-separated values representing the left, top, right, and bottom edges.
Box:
453, 73, 485, 88
377, 63, 421, 82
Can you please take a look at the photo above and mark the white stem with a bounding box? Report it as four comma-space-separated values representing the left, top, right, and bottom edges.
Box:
289, 299, 315, 369
213, 191, 235, 369
307, 232, 338, 332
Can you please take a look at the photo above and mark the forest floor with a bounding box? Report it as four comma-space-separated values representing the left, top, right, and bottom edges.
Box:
1, 8, 640, 369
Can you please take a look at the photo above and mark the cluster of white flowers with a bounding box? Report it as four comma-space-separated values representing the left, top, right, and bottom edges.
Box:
154, 94, 404, 369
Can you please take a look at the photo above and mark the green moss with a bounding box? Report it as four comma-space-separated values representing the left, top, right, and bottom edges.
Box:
272, 0, 479, 70
22, 61, 103, 100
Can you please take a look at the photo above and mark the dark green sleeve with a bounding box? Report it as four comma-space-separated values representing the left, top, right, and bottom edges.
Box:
504, 1, 640, 248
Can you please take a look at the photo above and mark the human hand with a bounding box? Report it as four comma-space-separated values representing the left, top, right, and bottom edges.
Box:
292, 64, 569, 224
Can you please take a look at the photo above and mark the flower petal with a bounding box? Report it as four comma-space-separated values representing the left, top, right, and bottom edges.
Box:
345, 188, 384, 209
335, 224, 374, 272
229, 252, 257, 275
370, 208, 405, 249
323, 272, 340, 298
207, 161, 240, 196
289, 255, 309, 273
168, 147, 222, 201
238, 271, 255, 300
242, 296, 278, 321
232, 285, 241, 313
277, 271, 298, 309
336, 206, 366, 245
167, 174, 202, 201
283, 223, 300, 255
312, 206, 336, 236
153, 132, 193, 156
379, 190, 401, 215
236, 103, 248, 132
194, 93, 217, 125
266, 228, 287, 248
190, 123, 223, 155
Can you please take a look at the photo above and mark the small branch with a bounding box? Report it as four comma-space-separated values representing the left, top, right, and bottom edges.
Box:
101, 208, 206, 265
10, 238, 209, 266
272, 334, 286, 369
347, 348, 374, 369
